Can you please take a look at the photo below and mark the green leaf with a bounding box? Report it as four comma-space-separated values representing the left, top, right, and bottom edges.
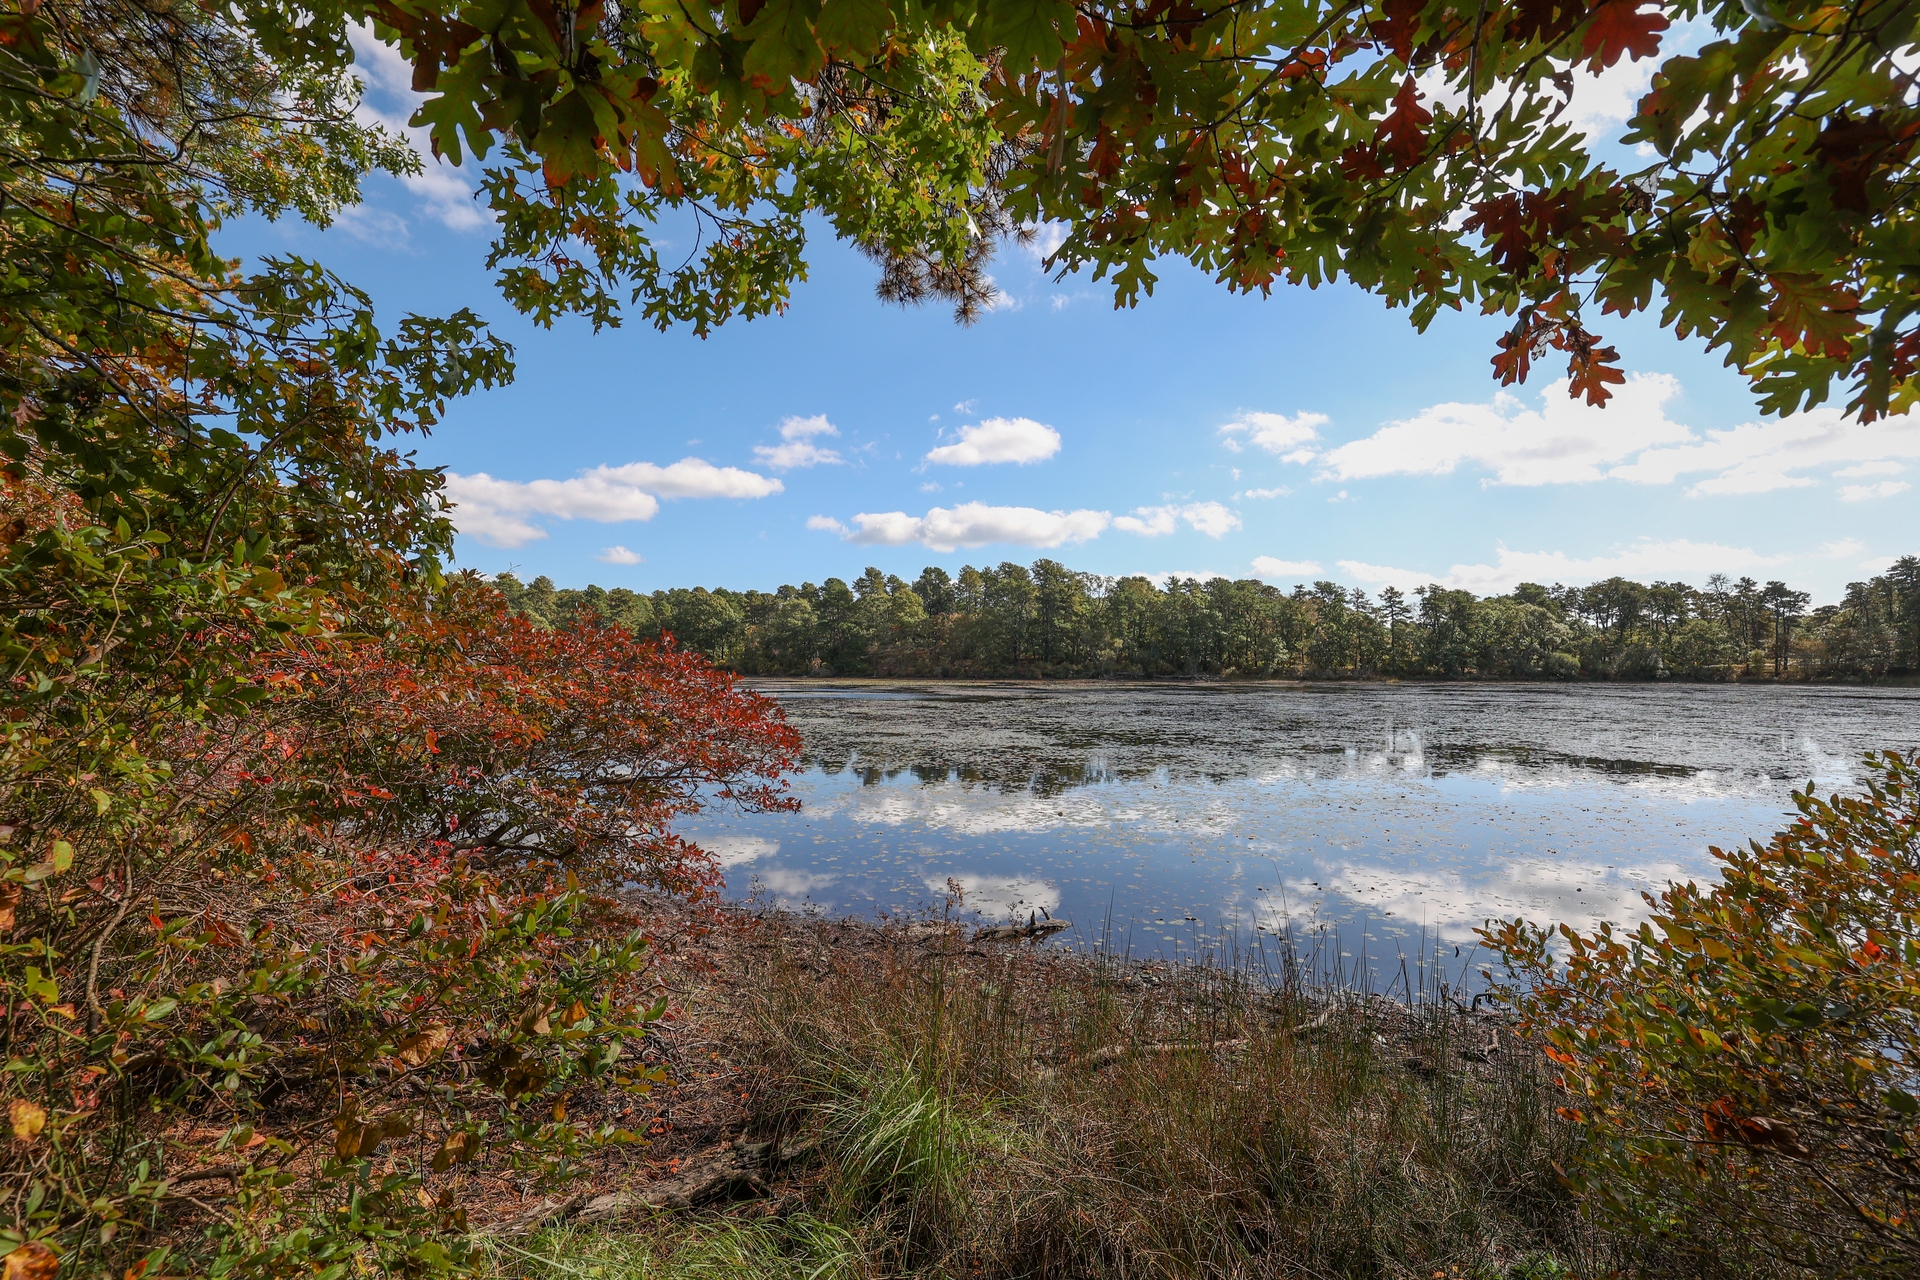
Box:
816, 0, 892, 58
985, 0, 1071, 68
741, 0, 826, 86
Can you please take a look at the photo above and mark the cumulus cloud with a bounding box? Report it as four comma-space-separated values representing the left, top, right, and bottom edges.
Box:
825, 502, 1111, 552
1336, 538, 1799, 595
344, 24, 485, 234
1251, 556, 1324, 580
1840, 480, 1911, 502
1237, 486, 1291, 500
754, 414, 844, 470
445, 459, 781, 548
699, 836, 780, 868
1320, 375, 1920, 497
1319, 374, 1691, 486
1114, 501, 1242, 539
1218, 410, 1326, 461
597, 545, 643, 565
924, 417, 1061, 466
1610, 405, 1920, 496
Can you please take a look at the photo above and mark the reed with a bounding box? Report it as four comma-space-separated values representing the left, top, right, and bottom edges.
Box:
485, 916, 1768, 1279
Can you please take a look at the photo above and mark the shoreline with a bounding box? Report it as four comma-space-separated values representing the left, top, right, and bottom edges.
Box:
738, 673, 1920, 690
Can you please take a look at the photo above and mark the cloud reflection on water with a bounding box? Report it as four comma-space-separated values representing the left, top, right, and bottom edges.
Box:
688, 683, 1920, 974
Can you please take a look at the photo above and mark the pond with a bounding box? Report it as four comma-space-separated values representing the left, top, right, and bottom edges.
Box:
679, 681, 1920, 976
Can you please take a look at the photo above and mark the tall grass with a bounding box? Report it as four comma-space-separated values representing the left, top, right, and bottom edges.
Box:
488, 919, 1774, 1280
734, 923, 1611, 1279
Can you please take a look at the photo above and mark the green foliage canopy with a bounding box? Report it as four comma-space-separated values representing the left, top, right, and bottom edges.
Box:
366, 0, 1919, 416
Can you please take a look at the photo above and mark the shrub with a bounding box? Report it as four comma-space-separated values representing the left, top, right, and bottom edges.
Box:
1484, 751, 1920, 1277
0, 576, 799, 1276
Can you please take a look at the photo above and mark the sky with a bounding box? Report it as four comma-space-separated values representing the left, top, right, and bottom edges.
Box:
219, 28, 1920, 605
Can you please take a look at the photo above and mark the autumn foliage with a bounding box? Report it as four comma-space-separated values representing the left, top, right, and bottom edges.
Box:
1484, 752, 1920, 1277
0, 563, 799, 1276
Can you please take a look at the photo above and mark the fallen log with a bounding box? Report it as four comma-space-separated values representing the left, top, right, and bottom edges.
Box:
1077, 1037, 1249, 1070
974, 916, 1070, 942
575, 1136, 770, 1224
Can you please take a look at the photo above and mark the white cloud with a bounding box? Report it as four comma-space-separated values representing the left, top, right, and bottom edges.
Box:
1320, 375, 1691, 486
1182, 502, 1242, 538
700, 835, 780, 867
1019, 223, 1071, 264
754, 414, 844, 470
1237, 486, 1291, 500
1612, 406, 1920, 496
1337, 538, 1795, 595
924, 417, 1061, 466
1251, 556, 1324, 580
1218, 410, 1327, 458
756, 441, 841, 469
344, 24, 485, 233
1840, 480, 1911, 503
445, 459, 781, 548
1114, 501, 1241, 539
805, 515, 848, 533
834, 502, 1110, 552
335, 204, 411, 246
1312, 372, 1920, 498
597, 545, 643, 565
927, 874, 1060, 920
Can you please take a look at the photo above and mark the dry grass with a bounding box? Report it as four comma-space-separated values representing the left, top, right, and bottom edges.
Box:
485, 911, 1766, 1280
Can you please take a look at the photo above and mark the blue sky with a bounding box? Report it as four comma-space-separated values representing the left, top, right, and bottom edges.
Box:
222, 30, 1919, 604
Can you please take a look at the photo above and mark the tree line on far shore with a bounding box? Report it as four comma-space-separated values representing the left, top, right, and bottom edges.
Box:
493, 557, 1920, 682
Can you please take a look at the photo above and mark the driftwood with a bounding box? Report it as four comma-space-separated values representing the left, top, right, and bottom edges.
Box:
496, 1134, 821, 1233
974, 917, 1071, 942
1038, 1006, 1341, 1079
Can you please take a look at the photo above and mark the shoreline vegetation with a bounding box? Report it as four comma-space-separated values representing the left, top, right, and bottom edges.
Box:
468, 740, 1920, 1280
471, 758, 1920, 1280
479, 903, 1614, 1280
493, 558, 1920, 684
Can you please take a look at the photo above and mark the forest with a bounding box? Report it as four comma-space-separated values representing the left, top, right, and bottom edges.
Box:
494, 558, 1920, 682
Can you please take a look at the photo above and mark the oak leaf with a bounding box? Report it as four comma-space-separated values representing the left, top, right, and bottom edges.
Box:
1766, 274, 1862, 360
1580, 0, 1667, 69
1374, 78, 1431, 171
394, 1023, 452, 1068
9, 1100, 45, 1142
1, 1243, 56, 1280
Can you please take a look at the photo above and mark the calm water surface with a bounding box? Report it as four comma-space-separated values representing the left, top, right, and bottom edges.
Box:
680, 682, 1920, 967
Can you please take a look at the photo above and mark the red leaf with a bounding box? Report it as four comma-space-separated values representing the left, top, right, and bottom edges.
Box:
1465, 195, 1533, 273
1565, 333, 1626, 407
1766, 274, 1863, 360
1580, 0, 1667, 70
1279, 48, 1328, 80
1370, 0, 1425, 62
1374, 77, 1432, 171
